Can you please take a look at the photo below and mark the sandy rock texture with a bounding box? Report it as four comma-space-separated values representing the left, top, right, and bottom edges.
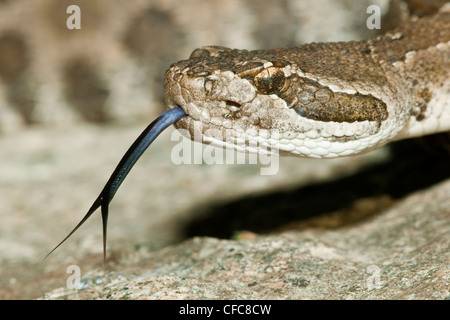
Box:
41, 176, 450, 299
0, 0, 449, 300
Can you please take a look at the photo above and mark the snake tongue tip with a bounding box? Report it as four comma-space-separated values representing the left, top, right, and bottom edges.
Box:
43, 194, 104, 261
101, 201, 109, 263
46, 106, 187, 262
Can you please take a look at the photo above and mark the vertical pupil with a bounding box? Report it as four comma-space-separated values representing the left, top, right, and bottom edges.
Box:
261, 73, 271, 90
254, 67, 285, 94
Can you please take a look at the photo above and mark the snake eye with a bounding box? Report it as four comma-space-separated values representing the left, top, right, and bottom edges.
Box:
254, 67, 285, 94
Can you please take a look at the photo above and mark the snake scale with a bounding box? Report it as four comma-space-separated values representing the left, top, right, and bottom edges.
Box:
166, 6, 450, 158
47, 2, 450, 261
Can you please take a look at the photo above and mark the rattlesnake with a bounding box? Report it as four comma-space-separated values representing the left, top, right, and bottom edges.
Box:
46, 1, 450, 261
166, 7, 450, 158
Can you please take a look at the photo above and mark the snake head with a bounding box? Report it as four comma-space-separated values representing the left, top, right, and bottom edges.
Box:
164, 46, 303, 156
164, 45, 400, 158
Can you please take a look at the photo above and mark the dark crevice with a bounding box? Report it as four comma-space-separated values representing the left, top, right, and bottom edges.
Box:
181, 133, 450, 239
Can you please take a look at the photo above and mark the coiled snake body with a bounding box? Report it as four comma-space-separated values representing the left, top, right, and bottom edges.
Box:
47, 4, 450, 261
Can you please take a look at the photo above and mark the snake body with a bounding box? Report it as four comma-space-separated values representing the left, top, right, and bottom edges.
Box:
48, 3, 450, 261
164, 7, 450, 158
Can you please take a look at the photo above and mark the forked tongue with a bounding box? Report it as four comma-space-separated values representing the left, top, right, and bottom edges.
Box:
45, 107, 187, 262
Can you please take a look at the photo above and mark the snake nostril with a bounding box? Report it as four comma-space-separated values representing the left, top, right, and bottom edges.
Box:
226, 100, 241, 111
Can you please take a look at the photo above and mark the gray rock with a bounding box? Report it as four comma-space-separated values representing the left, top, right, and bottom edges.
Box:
41, 179, 450, 299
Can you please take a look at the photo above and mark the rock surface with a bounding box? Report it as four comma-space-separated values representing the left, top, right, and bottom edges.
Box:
40, 179, 450, 300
